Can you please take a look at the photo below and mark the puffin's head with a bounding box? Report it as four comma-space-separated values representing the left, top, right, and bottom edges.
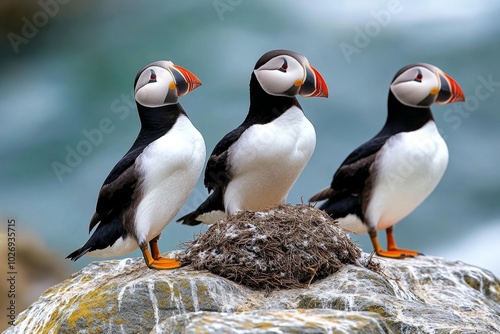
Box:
253, 49, 328, 98
390, 63, 465, 108
134, 60, 202, 107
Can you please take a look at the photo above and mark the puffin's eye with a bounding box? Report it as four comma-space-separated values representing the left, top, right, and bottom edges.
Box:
414, 69, 423, 83
278, 59, 288, 73
149, 69, 157, 83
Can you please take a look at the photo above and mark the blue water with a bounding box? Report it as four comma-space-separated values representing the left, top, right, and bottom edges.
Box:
1, 1, 499, 276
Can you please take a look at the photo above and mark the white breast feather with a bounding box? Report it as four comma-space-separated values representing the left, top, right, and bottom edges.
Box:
224, 106, 316, 214
134, 115, 206, 244
365, 121, 448, 231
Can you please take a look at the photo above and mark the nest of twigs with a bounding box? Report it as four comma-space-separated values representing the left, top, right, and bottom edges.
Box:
180, 204, 380, 290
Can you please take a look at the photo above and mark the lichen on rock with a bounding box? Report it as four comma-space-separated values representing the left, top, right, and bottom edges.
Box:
4, 205, 500, 333
180, 204, 379, 290
151, 309, 391, 334
6, 255, 500, 333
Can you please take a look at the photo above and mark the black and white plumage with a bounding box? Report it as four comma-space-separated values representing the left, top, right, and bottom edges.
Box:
178, 49, 328, 226
67, 61, 205, 269
310, 63, 465, 258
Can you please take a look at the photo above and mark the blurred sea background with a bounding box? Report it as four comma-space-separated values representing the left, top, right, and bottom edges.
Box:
1, 0, 499, 324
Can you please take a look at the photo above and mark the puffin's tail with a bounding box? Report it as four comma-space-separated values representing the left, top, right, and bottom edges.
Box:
318, 192, 362, 220
177, 189, 225, 226
66, 216, 126, 261
309, 186, 335, 203
66, 246, 92, 262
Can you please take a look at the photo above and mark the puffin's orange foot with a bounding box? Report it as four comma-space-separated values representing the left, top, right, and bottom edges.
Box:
375, 249, 418, 259
146, 257, 182, 270
387, 247, 423, 257
384, 227, 423, 257
370, 230, 422, 259
141, 245, 181, 270
149, 237, 162, 260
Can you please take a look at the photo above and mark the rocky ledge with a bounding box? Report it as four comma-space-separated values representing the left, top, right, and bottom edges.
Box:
4, 253, 500, 333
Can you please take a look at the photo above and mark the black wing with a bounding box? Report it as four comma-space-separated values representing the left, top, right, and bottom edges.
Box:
310, 134, 390, 202
177, 125, 250, 225
89, 146, 144, 232
67, 147, 144, 261
204, 124, 249, 192
176, 188, 225, 226
310, 135, 390, 220
331, 135, 389, 193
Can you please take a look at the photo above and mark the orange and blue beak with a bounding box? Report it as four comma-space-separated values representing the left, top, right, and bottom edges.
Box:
436, 71, 465, 105
299, 64, 329, 98
169, 64, 202, 97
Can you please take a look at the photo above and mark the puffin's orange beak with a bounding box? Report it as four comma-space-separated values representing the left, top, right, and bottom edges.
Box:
299, 64, 329, 98
436, 72, 465, 105
170, 64, 202, 96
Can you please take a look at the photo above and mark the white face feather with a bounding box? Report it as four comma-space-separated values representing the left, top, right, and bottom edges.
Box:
390, 65, 440, 108
135, 62, 178, 107
253, 55, 306, 97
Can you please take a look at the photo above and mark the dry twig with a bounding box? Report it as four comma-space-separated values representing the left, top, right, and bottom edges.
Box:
180, 204, 380, 290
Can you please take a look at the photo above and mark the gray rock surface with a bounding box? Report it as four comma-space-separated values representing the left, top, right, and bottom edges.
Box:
4, 253, 500, 334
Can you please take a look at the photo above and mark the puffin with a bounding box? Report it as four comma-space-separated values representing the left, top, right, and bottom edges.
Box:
67, 60, 206, 269
310, 63, 465, 258
178, 49, 328, 226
